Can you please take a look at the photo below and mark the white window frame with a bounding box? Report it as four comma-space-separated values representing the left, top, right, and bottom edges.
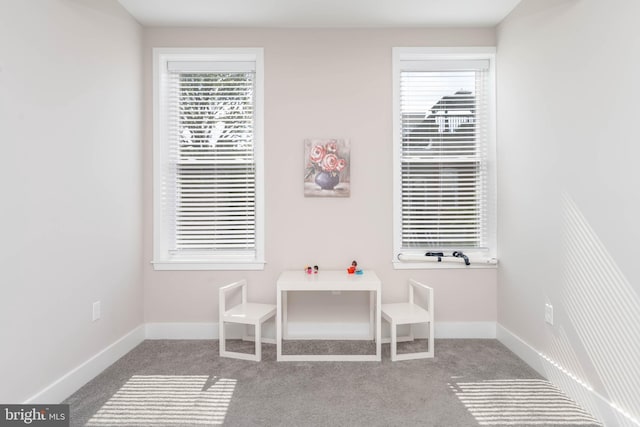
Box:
392, 47, 497, 269
152, 48, 265, 270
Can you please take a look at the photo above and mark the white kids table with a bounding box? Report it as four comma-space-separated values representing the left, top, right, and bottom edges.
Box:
276, 270, 382, 362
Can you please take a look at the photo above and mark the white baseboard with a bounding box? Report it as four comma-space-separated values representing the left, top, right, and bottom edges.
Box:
145, 322, 218, 339
435, 321, 496, 338
145, 321, 496, 340
24, 324, 145, 404
285, 321, 372, 340
497, 324, 639, 427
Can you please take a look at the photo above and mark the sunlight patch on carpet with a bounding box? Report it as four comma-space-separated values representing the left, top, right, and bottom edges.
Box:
86, 375, 236, 425
449, 379, 602, 426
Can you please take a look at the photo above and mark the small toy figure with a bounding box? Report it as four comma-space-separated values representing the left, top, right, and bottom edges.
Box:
313, 265, 319, 274
306, 266, 312, 274
347, 260, 357, 274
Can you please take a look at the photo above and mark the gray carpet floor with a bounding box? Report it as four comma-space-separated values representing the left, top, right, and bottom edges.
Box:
64, 339, 603, 427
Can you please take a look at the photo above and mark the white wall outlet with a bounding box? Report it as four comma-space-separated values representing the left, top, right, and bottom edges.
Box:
545, 303, 554, 325
92, 301, 101, 322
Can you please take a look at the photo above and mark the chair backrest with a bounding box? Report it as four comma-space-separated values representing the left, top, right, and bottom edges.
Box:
219, 279, 247, 315
408, 279, 434, 314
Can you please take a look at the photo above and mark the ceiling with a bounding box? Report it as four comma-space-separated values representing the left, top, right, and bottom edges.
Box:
118, 0, 523, 28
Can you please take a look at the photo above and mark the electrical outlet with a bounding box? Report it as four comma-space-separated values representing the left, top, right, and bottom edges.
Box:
92, 301, 101, 322
545, 303, 553, 325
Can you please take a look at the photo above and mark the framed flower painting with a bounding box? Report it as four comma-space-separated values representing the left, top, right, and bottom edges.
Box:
304, 138, 350, 197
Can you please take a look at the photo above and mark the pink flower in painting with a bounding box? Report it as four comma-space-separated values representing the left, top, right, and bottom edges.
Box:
310, 144, 325, 163
304, 139, 349, 186
321, 153, 339, 172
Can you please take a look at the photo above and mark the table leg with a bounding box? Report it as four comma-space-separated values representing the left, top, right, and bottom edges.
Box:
276, 289, 282, 361
376, 288, 381, 361
283, 290, 288, 340
369, 291, 374, 341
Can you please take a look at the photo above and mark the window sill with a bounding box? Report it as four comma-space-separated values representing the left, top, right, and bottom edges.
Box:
393, 261, 497, 270
152, 260, 266, 271
393, 255, 498, 270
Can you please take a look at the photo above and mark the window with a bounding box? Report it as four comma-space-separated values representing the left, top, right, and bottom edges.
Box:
153, 48, 264, 270
393, 48, 496, 268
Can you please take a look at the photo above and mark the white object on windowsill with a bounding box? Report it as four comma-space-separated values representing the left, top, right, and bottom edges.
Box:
396, 253, 498, 265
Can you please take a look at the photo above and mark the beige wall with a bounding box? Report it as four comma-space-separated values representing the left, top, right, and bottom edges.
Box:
497, 0, 640, 424
0, 0, 143, 403
142, 28, 497, 327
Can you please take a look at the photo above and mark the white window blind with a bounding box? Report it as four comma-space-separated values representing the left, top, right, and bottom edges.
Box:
396, 54, 494, 261
153, 49, 264, 270
167, 69, 255, 252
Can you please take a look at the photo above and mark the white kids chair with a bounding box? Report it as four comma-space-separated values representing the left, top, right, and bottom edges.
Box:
381, 279, 434, 361
219, 279, 276, 361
